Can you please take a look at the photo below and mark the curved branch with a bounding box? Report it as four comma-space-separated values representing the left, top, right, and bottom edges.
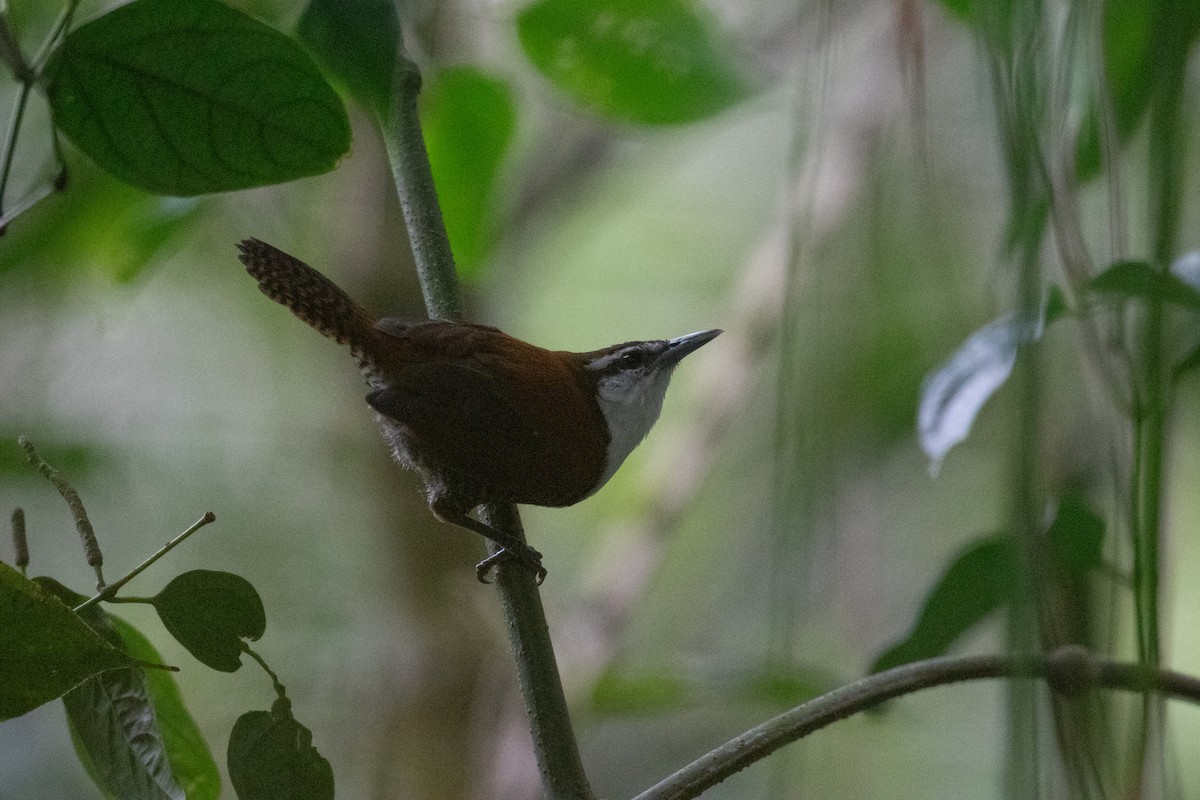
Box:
632, 648, 1200, 800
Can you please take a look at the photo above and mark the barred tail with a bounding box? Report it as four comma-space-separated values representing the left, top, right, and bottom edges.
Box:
237, 239, 376, 352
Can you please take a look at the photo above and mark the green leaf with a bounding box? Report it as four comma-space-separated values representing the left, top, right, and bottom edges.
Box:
1076, 0, 1158, 180
1087, 260, 1200, 311
0, 159, 205, 285
421, 67, 515, 278
44, 0, 350, 196
870, 536, 1018, 675
1046, 493, 1105, 578
590, 667, 692, 716
32, 581, 185, 800
0, 567, 136, 721
297, 0, 399, 115
152, 569, 265, 672
517, 0, 750, 125
64, 666, 185, 800
930, 0, 972, 22
0, 436, 99, 476
110, 616, 221, 800
733, 662, 834, 708
228, 699, 334, 800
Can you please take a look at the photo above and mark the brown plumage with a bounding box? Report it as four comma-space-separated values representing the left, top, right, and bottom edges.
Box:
237, 239, 613, 581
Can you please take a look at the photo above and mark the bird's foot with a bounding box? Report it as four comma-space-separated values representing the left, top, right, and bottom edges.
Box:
475, 544, 547, 585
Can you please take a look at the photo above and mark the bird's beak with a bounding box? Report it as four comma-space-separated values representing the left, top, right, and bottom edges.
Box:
658, 329, 722, 369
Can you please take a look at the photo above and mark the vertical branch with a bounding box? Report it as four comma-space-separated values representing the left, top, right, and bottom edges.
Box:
378, 41, 595, 800
1128, 0, 1191, 788
482, 505, 594, 800
379, 52, 461, 324
11, 506, 28, 574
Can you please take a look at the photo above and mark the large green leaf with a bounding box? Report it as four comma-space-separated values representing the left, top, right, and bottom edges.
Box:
65, 668, 185, 800
110, 616, 221, 800
517, 0, 750, 125
421, 67, 515, 278
297, 0, 399, 115
870, 536, 1018, 674
45, 0, 350, 196
0, 566, 136, 720
33, 580, 184, 800
1087, 260, 1200, 311
152, 569, 265, 672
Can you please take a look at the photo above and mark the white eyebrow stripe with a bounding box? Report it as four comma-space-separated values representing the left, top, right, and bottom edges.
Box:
586, 348, 635, 372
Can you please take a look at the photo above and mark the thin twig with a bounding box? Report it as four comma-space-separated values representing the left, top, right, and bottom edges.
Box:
0, 79, 31, 215
0, 11, 32, 83
243, 644, 287, 700
632, 649, 1200, 800
19, 436, 104, 589
0, 176, 57, 232
72, 511, 216, 613
11, 506, 27, 574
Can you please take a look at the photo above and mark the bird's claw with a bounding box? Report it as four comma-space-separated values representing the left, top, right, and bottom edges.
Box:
475, 545, 547, 585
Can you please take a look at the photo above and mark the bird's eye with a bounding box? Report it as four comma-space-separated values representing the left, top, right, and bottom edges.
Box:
619, 350, 645, 369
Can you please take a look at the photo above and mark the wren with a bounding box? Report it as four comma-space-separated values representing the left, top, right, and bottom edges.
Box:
237, 239, 720, 581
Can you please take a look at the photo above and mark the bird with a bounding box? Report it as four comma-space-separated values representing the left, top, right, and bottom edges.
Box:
237, 238, 720, 582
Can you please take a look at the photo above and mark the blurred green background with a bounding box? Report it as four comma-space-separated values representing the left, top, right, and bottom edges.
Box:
3, 0, 1200, 798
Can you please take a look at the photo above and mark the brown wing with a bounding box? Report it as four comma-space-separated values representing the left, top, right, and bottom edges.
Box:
366, 359, 547, 462
365, 322, 608, 506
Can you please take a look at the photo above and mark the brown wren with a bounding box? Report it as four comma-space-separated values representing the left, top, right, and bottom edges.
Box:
237, 239, 720, 582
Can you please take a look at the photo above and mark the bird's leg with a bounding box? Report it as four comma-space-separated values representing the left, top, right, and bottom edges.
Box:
429, 496, 547, 583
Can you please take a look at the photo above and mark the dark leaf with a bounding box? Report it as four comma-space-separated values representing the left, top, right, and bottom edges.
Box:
517, 0, 750, 125
228, 699, 334, 800
1044, 284, 1069, 324
870, 535, 1018, 675
1046, 494, 1105, 578
1087, 260, 1200, 311
45, 0, 350, 196
297, 0, 399, 115
0, 567, 135, 720
110, 616, 220, 800
1076, 0, 1168, 180
421, 67, 515, 277
152, 570, 265, 672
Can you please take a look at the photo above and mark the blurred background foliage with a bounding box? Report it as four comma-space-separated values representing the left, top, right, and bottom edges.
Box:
1, 0, 1200, 798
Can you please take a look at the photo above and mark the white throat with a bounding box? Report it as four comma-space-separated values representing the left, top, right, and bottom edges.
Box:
589, 367, 676, 496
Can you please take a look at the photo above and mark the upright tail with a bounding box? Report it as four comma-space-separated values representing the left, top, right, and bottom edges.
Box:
237, 239, 377, 353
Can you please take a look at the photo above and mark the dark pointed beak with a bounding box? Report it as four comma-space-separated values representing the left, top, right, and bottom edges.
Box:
658, 329, 722, 369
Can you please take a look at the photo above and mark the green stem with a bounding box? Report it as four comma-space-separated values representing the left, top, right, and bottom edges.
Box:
0, 78, 32, 216
378, 41, 594, 800
632, 649, 1200, 800
482, 504, 594, 800
0, 9, 32, 82
244, 644, 287, 699
379, 50, 461, 323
